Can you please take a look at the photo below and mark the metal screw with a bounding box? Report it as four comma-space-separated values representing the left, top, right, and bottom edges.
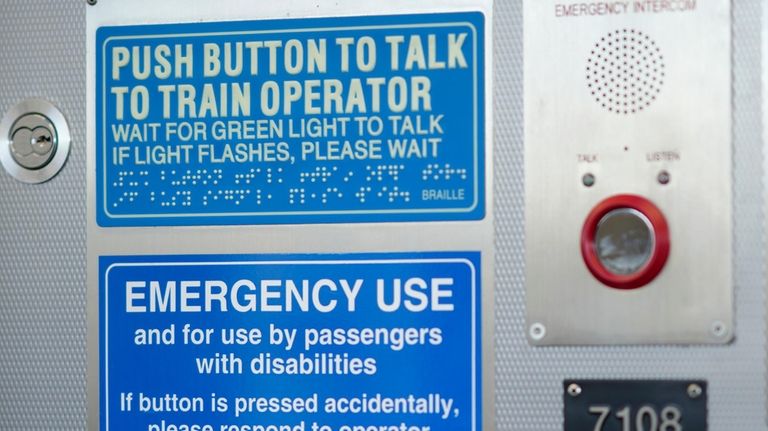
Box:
529, 323, 546, 341
87, 0, 97, 5
567, 383, 582, 397
582, 173, 596, 187
658, 170, 670, 185
687, 383, 703, 399
711, 321, 727, 338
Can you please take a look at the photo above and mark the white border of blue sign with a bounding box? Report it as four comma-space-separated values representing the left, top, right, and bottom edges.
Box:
87, 3, 494, 431
102, 256, 478, 431
97, 15, 483, 225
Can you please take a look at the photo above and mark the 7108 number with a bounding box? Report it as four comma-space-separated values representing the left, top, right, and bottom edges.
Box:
589, 405, 683, 431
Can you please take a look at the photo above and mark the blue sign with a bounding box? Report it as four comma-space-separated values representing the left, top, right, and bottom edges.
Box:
95, 13, 485, 226
100, 253, 481, 431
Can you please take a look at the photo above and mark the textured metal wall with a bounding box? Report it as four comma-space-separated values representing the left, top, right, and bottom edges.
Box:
0, 0, 86, 430
0, 1, 764, 430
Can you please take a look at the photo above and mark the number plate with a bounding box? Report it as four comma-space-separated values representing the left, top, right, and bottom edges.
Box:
564, 380, 707, 431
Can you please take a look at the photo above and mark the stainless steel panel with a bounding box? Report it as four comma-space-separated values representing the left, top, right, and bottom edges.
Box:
524, 0, 733, 345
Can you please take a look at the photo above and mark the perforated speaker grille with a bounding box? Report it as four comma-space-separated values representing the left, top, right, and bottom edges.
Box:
587, 29, 665, 114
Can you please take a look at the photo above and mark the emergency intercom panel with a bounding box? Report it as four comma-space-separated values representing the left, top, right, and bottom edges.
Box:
524, 1, 732, 345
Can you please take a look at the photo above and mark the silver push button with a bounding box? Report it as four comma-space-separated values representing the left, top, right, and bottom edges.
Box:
594, 208, 655, 276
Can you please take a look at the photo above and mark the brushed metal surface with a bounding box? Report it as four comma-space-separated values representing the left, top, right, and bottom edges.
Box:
524, 0, 733, 345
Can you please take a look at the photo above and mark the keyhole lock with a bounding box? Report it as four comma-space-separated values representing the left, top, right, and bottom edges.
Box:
0, 99, 70, 184
10, 114, 58, 170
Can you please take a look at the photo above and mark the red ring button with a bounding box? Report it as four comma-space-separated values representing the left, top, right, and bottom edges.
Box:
581, 194, 670, 290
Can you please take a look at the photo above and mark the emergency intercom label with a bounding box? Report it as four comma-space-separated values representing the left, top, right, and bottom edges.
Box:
95, 13, 485, 226
99, 253, 480, 431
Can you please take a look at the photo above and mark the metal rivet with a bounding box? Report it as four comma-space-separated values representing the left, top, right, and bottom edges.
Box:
0, 99, 70, 184
582, 173, 596, 187
567, 383, 582, 397
687, 383, 703, 399
87, 0, 97, 5
711, 321, 727, 338
529, 323, 546, 341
